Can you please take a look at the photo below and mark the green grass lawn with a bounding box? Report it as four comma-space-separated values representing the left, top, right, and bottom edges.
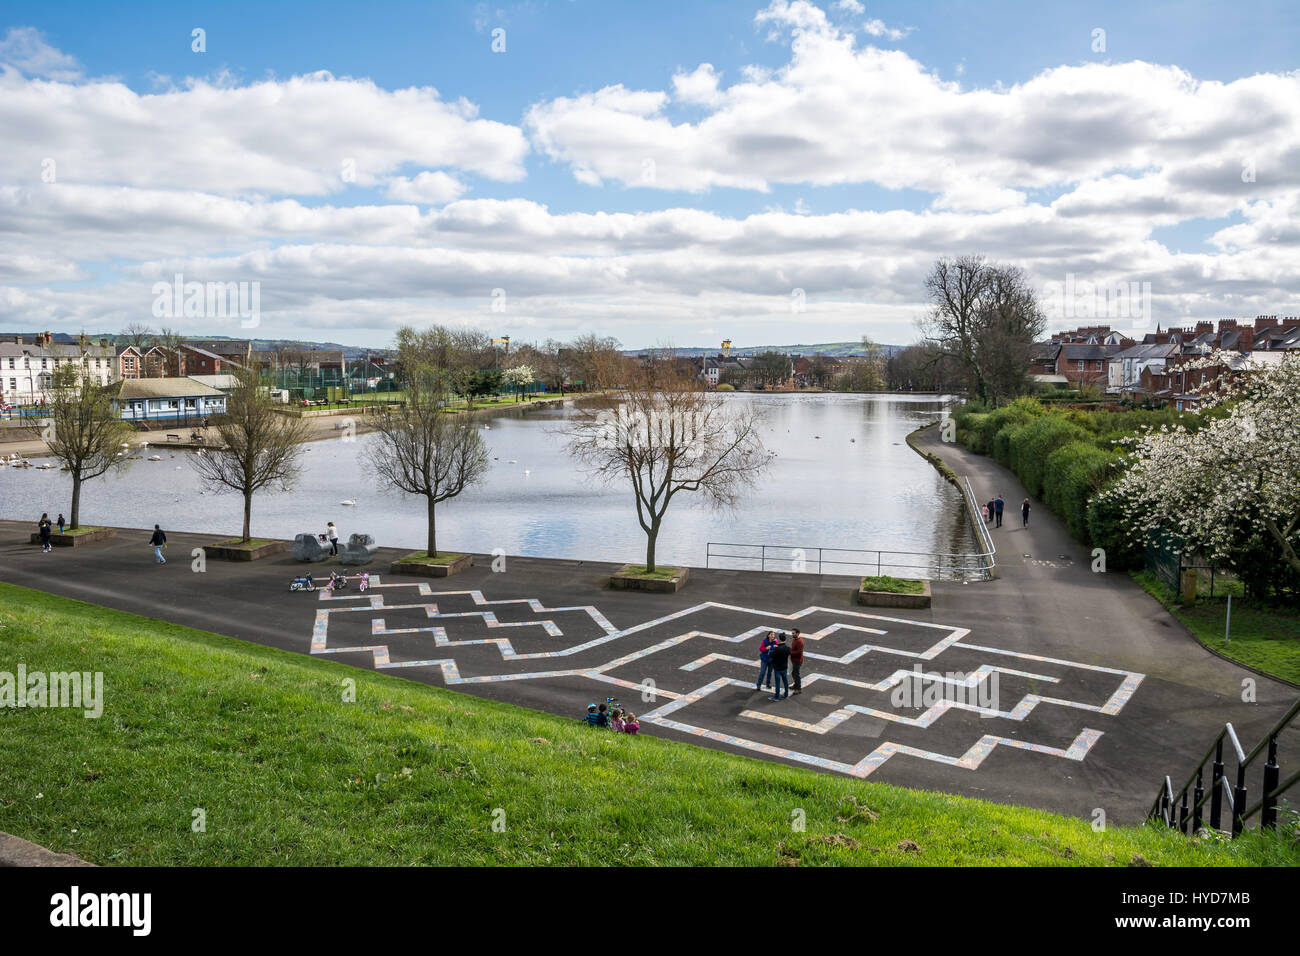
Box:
860, 575, 926, 594
211, 538, 275, 549
61, 526, 106, 535
1, 582, 1296, 866
617, 564, 682, 579
1132, 572, 1300, 686
396, 551, 466, 565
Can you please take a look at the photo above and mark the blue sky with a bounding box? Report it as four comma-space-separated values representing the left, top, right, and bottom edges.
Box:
1, 0, 1298, 348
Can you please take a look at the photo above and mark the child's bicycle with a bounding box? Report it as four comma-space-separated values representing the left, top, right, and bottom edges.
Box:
289, 574, 316, 592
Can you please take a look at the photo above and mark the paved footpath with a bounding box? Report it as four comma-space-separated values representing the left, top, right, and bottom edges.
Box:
0, 437, 1295, 824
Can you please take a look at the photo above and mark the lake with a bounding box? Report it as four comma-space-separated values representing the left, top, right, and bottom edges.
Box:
0, 393, 977, 573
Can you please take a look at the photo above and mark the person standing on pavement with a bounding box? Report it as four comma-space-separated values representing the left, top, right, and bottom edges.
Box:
755, 630, 776, 692
994, 494, 1005, 528
768, 633, 792, 701
149, 524, 167, 564
38, 513, 52, 553
789, 628, 805, 695
327, 520, 340, 556
57, 514, 65, 533
1022, 498, 1031, 527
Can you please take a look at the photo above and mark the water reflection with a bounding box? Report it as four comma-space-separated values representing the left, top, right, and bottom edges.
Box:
0, 393, 975, 569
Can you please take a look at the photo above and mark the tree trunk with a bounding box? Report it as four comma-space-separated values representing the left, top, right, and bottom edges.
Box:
427, 495, 438, 557
242, 491, 253, 542
645, 526, 658, 573
70, 473, 82, 530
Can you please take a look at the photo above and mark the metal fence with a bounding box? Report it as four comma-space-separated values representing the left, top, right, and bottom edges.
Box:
704, 473, 997, 582
705, 542, 993, 581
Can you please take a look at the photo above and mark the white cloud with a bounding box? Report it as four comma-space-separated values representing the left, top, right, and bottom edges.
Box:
384, 171, 468, 205
0, 68, 528, 196
0, 27, 82, 80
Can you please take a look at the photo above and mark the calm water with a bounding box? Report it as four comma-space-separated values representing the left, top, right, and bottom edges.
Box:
0, 393, 975, 571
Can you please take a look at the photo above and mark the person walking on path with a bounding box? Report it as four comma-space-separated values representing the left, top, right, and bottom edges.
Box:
994, 494, 1005, 528
149, 524, 167, 564
755, 631, 776, 692
985, 499, 996, 524
327, 521, 340, 556
789, 629, 805, 695
56, 514, 65, 533
1022, 498, 1031, 527
768, 633, 792, 701
38, 513, 52, 553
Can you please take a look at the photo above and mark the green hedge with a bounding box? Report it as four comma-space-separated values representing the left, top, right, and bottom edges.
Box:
1041, 441, 1119, 541
1007, 416, 1093, 499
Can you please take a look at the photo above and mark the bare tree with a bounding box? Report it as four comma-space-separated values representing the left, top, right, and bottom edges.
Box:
567, 356, 773, 572
155, 326, 186, 376
191, 370, 310, 542
35, 364, 135, 529
121, 322, 155, 351
366, 381, 490, 556
920, 255, 1045, 405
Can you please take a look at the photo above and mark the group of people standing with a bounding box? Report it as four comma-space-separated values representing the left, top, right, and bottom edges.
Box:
982, 494, 1031, 529
757, 629, 803, 701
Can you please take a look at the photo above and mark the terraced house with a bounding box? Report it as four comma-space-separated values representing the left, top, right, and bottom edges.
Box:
0, 332, 118, 406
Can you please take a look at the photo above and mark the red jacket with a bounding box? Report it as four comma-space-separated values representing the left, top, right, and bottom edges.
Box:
789, 635, 804, 663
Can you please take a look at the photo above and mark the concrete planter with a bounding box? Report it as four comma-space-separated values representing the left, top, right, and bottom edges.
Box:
204, 540, 288, 562
388, 553, 472, 578
856, 579, 931, 609
609, 565, 689, 593
30, 528, 117, 547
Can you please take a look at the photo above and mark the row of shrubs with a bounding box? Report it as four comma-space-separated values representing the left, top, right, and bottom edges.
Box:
951, 397, 1208, 571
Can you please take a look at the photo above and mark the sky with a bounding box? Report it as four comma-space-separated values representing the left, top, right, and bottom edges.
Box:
1, 0, 1298, 350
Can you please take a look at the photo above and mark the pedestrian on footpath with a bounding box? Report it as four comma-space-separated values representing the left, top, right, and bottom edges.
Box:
56, 514, 65, 533
755, 630, 776, 692
985, 498, 996, 524
149, 524, 167, 564
327, 520, 340, 556
38, 513, 52, 553
789, 628, 805, 695
768, 634, 792, 701
1022, 498, 1031, 527
994, 494, 1005, 528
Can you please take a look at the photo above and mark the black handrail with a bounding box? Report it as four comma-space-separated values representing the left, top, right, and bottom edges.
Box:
1149, 696, 1300, 837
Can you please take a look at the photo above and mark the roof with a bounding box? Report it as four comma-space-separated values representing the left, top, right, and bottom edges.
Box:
1060, 343, 1122, 361
1113, 343, 1178, 360
116, 378, 225, 400
1030, 343, 1062, 361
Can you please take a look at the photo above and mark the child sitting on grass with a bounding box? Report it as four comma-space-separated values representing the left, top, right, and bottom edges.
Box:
622, 712, 639, 735
581, 704, 600, 726
610, 707, 625, 732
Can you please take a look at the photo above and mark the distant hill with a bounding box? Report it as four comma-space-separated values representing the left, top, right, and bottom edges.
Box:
625, 341, 906, 358
0, 331, 386, 362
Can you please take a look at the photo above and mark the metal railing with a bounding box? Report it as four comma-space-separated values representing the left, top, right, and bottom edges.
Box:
705, 473, 997, 583
705, 542, 993, 582
960, 475, 997, 580
1149, 695, 1300, 837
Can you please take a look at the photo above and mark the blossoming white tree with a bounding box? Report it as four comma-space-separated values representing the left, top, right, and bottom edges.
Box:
503, 364, 536, 402
1107, 352, 1300, 575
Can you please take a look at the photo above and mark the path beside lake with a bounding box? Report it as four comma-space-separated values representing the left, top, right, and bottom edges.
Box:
1, 460, 1295, 825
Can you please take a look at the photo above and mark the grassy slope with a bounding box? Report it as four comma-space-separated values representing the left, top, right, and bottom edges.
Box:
1, 582, 1294, 867
1131, 572, 1300, 686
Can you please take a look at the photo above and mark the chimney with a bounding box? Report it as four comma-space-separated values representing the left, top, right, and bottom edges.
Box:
1282, 316, 1300, 330
1218, 319, 1237, 331
1254, 316, 1278, 329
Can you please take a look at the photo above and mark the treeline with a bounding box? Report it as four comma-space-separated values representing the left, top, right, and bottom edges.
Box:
393, 327, 630, 399
952, 398, 1206, 571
